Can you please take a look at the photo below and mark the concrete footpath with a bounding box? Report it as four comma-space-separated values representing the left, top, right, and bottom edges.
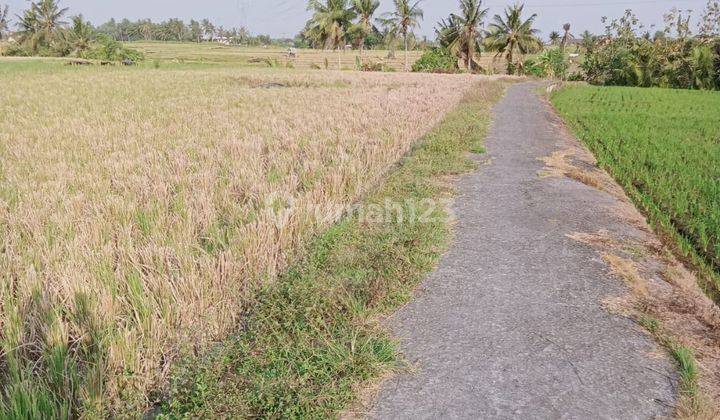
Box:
369, 83, 676, 419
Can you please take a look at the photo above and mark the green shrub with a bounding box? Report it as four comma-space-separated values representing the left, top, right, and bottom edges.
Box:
536, 48, 569, 79
85, 35, 144, 62
692, 44, 716, 90
1, 44, 31, 57
358, 61, 394, 72
579, 13, 718, 90
412, 48, 458, 73
524, 49, 569, 79
523, 58, 544, 77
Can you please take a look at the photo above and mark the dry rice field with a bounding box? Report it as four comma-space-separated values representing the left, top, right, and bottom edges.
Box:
128, 41, 502, 72
0, 64, 486, 415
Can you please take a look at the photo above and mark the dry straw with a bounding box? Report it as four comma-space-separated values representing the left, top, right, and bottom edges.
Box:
0, 67, 481, 414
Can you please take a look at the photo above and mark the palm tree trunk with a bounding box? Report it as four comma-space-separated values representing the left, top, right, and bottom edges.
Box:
507, 49, 513, 75
404, 34, 409, 72
467, 37, 474, 72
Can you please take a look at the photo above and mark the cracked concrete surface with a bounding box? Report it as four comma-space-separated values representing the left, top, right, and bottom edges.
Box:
369, 82, 677, 419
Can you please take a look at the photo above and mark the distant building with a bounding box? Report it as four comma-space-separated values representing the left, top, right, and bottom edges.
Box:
213, 36, 231, 45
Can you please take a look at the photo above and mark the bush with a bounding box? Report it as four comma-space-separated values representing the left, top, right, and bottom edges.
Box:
412, 48, 458, 73
358, 61, 394, 72
579, 10, 719, 90
581, 39, 720, 89
523, 58, 544, 77
537, 48, 569, 79
692, 44, 716, 90
524, 48, 569, 79
1, 44, 31, 57
85, 34, 144, 62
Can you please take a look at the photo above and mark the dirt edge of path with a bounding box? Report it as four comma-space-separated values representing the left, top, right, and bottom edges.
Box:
540, 91, 720, 418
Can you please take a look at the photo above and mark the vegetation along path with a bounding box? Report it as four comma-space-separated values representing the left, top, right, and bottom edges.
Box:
370, 83, 678, 418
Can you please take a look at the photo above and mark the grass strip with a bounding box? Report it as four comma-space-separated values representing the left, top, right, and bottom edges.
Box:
159, 81, 507, 418
637, 314, 706, 417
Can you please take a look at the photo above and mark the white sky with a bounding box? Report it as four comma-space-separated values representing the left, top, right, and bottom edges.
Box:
3, 0, 711, 40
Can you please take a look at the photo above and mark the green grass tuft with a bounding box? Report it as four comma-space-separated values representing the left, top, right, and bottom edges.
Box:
638, 314, 660, 335
671, 345, 698, 393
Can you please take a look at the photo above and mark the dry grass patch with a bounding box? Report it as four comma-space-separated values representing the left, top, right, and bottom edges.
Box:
0, 65, 490, 416
126, 41, 507, 73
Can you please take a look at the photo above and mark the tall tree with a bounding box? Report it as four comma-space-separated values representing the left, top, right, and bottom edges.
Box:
560, 22, 573, 52
351, 0, 379, 57
378, 22, 399, 56
96, 18, 118, 40
189, 19, 202, 43
201, 18, 215, 41
137, 19, 154, 40
68, 14, 93, 55
580, 30, 596, 53
548, 30, 560, 45
698, 0, 720, 37
484, 4, 541, 75
16, 7, 39, 49
305, 0, 356, 69
16, 0, 67, 53
117, 18, 132, 41
436, 0, 488, 71
32, 0, 68, 46
164, 18, 186, 41
383, 0, 424, 71
0, 4, 9, 41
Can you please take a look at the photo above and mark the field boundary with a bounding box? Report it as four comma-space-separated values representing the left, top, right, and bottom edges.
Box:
159, 80, 508, 417
549, 84, 720, 303
547, 86, 720, 416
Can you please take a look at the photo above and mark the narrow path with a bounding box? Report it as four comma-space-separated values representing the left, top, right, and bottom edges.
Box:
370, 83, 676, 418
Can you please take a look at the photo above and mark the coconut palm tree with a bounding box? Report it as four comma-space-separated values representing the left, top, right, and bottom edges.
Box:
378, 23, 399, 57
189, 19, 202, 43
68, 14, 93, 55
16, 7, 40, 51
560, 22, 573, 52
484, 4, 541, 75
137, 19, 154, 41
351, 0, 379, 58
306, 0, 356, 69
164, 18, 186, 41
437, 0, 488, 71
580, 30, 596, 53
32, 0, 68, 46
382, 0, 424, 71
0, 4, 9, 41
201, 18, 215, 41
548, 30, 560, 45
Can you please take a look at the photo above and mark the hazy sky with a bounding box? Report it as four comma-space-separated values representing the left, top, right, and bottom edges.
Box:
3, 0, 710, 40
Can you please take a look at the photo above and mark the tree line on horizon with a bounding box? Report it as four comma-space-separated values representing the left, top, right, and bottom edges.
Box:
0, 0, 718, 89
300, 0, 546, 72
579, 7, 720, 89
0, 1, 292, 58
